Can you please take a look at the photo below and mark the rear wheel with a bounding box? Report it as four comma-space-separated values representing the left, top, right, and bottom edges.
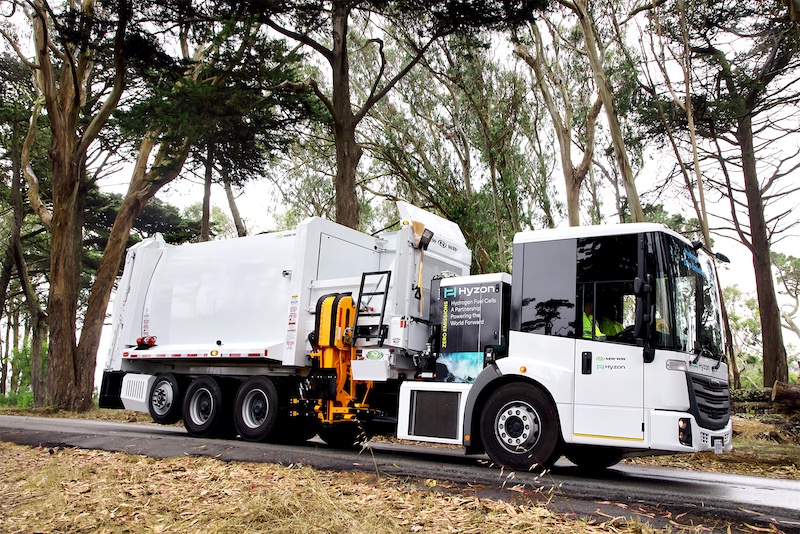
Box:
234, 376, 280, 442
183, 376, 226, 438
480, 383, 560, 471
148, 373, 182, 424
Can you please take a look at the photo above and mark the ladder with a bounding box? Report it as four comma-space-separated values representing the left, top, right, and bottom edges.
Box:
353, 271, 392, 346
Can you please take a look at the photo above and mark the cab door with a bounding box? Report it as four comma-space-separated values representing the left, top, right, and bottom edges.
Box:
573, 337, 644, 442
572, 235, 645, 444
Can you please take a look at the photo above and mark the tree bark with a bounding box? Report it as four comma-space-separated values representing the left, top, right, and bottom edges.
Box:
44, 155, 87, 409
224, 179, 247, 237
330, 3, 362, 229
201, 143, 215, 242
567, 0, 645, 222
771, 381, 800, 409
737, 115, 788, 386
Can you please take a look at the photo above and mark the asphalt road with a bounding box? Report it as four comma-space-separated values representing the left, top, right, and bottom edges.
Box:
2, 415, 799, 531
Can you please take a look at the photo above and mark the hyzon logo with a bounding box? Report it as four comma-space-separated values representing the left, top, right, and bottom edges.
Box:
442, 285, 497, 299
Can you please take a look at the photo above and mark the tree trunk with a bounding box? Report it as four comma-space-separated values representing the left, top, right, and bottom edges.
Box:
330, 4, 361, 229
333, 123, 362, 229
771, 381, 800, 409
10, 139, 49, 407
76, 137, 194, 410
45, 153, 88, 410
571, 0, 644, 223
201, 143, 214, 242
736, 115, 788, 386
0, 321, 7, 395
9, 309, 19, 395
224, 179, 247, 237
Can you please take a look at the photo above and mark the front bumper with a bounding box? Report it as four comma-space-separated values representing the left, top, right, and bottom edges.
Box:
649, 410, 733, 453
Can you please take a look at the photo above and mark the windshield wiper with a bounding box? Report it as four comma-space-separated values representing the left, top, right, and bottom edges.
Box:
691, 343, 713, 365
712, 348, 724, 371
691, 343, 724, 370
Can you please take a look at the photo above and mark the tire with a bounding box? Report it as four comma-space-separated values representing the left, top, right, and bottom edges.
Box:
564, 446, 623, 471
183, 376, 227, 438
148, 373, 182, 424
480, 383, 561, 471
318, 424, 365, 449
233, 376, 281, 442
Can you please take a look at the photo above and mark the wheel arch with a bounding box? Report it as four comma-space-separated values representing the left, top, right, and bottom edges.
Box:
464, 366, 563, 455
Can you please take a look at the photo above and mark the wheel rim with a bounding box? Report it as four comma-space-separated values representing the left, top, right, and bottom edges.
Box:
494, 400, 541, 454
189, 387, 214, 425
151, 381, 174, 416
241, 389, 268, 429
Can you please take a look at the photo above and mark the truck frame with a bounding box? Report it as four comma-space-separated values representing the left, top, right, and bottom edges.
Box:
100, 202, 732, 470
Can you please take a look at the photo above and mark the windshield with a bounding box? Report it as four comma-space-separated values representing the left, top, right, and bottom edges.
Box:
663, 238, 725, 358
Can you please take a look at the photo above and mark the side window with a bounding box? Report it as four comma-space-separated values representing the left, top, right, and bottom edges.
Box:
577, 235, 638, 344
516, 239, 577, 337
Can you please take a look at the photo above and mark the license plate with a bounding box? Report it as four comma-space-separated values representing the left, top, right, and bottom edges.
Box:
712, 437, 724, 454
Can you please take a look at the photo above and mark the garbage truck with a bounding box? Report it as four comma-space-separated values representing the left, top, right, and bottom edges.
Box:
99, 202, 732, 470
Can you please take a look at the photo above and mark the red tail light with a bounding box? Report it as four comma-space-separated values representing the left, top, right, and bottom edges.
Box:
146, 336, 157, 347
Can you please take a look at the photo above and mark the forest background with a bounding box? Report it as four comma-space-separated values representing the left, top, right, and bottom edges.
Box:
1, 0, 799, 410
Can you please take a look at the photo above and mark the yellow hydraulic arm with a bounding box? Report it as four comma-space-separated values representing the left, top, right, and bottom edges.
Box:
309, 293, 372, 424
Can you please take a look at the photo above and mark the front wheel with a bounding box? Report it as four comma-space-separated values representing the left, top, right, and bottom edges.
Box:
480, 383, 560, 471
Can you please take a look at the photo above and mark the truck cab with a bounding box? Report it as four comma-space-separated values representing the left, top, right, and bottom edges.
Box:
453, 224, 732, 469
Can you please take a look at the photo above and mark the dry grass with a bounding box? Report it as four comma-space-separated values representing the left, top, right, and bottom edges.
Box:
0, 442, 659, 534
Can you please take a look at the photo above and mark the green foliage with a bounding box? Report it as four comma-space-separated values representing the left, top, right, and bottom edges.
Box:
641, 204, 703, 241
181, 203, 236, 240
82, 190, 201, 278
0, 392, 33, 408
724, 284, 764, 388
772, 251, 800, 301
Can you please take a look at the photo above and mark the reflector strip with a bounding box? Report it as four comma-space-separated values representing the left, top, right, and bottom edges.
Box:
121, 350, 271, 359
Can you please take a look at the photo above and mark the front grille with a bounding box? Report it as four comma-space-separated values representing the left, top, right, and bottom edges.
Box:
687, 374, 730, 430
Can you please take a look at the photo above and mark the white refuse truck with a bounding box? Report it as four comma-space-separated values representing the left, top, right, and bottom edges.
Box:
99, 202, 732, 470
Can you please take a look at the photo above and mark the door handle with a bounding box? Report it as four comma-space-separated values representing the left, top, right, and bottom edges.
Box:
582, 351, 592, 374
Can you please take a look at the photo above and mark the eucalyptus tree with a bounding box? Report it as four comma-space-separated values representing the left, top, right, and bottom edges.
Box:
513, 18, 603, 226
358, 34, 557, 272
554, 0, 646, 222
642, 0, 800, 385
262, 0, 547, 229
1, 0, 311, 410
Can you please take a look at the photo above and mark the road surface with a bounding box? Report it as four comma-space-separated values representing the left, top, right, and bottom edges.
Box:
1, 415, 798, 531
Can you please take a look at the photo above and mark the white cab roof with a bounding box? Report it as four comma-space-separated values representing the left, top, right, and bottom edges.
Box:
514, 222, 689, 245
